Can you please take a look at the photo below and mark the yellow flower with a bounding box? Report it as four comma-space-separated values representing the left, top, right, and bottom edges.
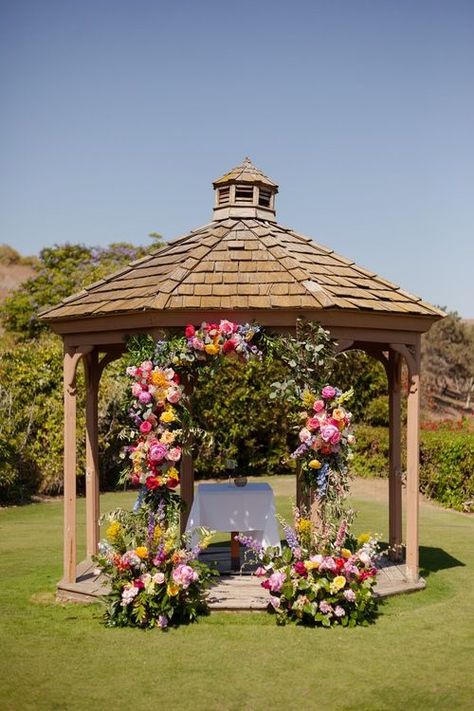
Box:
154, 387, 169, 402
167, 467, 180, 481
160, 409, 176, 423
135, 546, 148, 559
332, 407, 346, 421
151, 370, 169, 387
308, 459, 322, 469
341, 548, 352, 559
302, 390, 316, 408
153, 526, 164, 544
357, 532, 371, 545
296, 518, 312, 536
304, 560, 319, 571
204, 343, 220, 356
106, 521, 122, 544
167, 582, 179, 597
333, 575, 346, 590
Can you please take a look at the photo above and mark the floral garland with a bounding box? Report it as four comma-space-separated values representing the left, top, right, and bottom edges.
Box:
124, 320, 262, 499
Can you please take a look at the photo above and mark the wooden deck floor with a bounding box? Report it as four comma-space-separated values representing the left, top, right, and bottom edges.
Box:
56, 547, 426, 608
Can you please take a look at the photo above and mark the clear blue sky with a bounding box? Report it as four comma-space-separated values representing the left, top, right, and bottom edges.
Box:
1, 0, 473, 315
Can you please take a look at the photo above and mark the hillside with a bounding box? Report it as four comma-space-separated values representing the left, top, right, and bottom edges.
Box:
0, 245, 36, 304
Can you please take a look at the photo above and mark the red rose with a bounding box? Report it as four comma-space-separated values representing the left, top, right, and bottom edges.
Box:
335, 557, 345, 572
185, 324, 195, 339
293, 561, 308, 577
131, 474, 140, 486
173, 373, 180, 384
145, 476, 160, 491
261, 579, 271, 590
167, 478, 179, 489
222, 338, 238, 354
133, 579, 145, 589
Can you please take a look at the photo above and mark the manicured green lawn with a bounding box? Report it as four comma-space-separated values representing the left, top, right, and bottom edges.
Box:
1, 478, 473, 711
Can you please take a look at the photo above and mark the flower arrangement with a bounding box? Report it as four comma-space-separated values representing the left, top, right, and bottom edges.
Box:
292, 385, 355, 497
94, 505, 217, 629
240, 511, 379, 627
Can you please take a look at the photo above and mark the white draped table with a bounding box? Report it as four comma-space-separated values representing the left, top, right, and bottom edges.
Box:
185, 483, 280, 557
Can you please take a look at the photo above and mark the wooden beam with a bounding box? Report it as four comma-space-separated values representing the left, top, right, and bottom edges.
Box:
388, 350, 403, 560
180, 452, 194, 535
405, 336, 421, 582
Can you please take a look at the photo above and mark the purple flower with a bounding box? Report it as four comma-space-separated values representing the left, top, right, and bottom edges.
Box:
268, 571, 286, 593
138, 391, 152, 404
158, 614, 168, 629
321, 386, 336, 399
149, 443, 167, 462
235, 534, 264, 554
269, 595, 281, 609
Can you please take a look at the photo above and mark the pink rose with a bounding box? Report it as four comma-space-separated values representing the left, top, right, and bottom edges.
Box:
298, 427, 312, 443
164, 368, 175, 380
139, 420, 153, 434
152, 572, 165, 585
269, 595, 281, 610
255, 566, 267, 578
167, 388, 181, 404
320, 424, 339, 443
219, 319, 236, 335
307, 417, 320, 430
321, 386, 336, 399
166, 447, 182, 462
319, 556, 337, 572
330, 430, 341, 445
185, 324, 195, 339
268, 571, 286, 592
131, 383, 142, 397
313, 399, 325, 412
172, 564, 198, 589
138, 391, 152, 404
191, 337, 205, 351
126, 366, 137, 377
141, 360, 153, 372
149, 443, 167, 462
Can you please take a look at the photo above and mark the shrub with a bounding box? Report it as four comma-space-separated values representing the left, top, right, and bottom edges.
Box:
365, 396, 389, 427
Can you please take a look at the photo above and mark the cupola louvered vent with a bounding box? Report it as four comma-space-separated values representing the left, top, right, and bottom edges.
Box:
258, 188, 272, 208
235, 185, 254, 203
218, 186, 230, 205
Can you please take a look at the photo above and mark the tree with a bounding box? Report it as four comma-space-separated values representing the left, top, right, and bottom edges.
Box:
1, 239, 164, 339
422, 311, 474, 409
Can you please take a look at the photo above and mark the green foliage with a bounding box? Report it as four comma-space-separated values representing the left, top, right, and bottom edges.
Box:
1, 241, 163, 339
0, 332, 131, 504
191, 357, 294, 477
420, 430, 474, 512
329, 350, 387, 421
365, 395, 390, 426
351, 424, 474, 511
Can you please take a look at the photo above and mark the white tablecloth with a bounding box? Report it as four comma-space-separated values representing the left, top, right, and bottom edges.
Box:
185, 482, 280, 549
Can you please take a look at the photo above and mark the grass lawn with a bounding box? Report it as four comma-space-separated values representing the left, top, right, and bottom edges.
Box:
1, 478, 473, 711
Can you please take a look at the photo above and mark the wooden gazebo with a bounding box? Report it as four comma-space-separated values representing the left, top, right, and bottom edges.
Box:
40, 158, 443, 596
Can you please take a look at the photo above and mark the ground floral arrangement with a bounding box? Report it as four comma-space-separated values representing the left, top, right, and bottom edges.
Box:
94, 319, 380, 629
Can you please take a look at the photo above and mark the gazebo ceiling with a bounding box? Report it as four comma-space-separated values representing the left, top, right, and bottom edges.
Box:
40, 158, 443, 325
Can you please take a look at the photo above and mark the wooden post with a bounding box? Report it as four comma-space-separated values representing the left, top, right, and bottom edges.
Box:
231, 532, 240, 571
405, 338, 421, 582
180, 452, 194, 535
84, 350, 100, 558
63, 348, 83, 584
388, 350, 403, 560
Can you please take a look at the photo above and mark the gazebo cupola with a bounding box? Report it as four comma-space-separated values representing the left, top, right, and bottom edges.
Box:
212, 157, 279, 221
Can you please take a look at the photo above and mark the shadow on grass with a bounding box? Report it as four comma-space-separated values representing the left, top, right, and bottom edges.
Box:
419, 545, 465, 578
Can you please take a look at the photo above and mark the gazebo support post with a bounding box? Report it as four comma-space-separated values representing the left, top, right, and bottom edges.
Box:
388, 350, 403, 560
63, 347, 86, 584
84, 350, 100, 558
180, 453, 194, 535
405, 338, 421, 582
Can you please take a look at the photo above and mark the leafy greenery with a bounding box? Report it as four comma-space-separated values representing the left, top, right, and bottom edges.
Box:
351, 424, 474, 512
1, 482, 473, 710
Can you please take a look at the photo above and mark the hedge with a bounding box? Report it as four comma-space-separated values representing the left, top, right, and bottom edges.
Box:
351, 425, 474, 512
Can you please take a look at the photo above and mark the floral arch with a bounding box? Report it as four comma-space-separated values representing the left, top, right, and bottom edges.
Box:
122, 319, 354, 525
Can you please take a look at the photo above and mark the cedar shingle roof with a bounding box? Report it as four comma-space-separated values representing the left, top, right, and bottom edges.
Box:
40, 217, 443, 321
213, 157, 278, 188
